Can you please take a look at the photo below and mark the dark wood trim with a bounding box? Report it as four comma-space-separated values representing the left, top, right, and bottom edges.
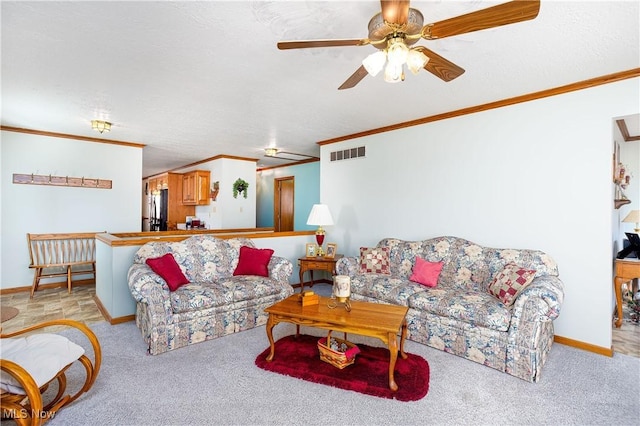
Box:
317, 68, 640, 146
168, 154, 258, 173
93, 295, 135, 324
616, 119, 640, 142
110, 315, 135, 324
138, 155, 262, 180
96, 229, 315, 247
0, 125, 145, 148
0, 279, 94, 295
554, 335, 613, 357
108, 227, 275, 239
257, 157, 319, 172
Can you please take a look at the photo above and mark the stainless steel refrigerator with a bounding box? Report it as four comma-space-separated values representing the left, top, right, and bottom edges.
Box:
149, 189, 168, 231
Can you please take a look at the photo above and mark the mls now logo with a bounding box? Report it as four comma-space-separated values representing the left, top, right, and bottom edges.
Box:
2, 408, 55, 420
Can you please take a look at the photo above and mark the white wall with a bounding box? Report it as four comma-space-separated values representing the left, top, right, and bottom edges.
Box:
1, 131, 142, 289
177, 158, 256, 229
321, 78, 639, 349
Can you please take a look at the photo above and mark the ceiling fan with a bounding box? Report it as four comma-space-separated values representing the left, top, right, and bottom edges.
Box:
277, 0, 540, 89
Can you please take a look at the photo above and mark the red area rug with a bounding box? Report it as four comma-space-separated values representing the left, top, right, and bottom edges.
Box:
255, 334, 429, 401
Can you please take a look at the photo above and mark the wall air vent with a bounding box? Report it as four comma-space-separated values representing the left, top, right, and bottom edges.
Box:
330, 146, 366, 162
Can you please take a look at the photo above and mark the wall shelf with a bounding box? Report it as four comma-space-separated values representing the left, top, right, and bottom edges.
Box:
614, 199, 631, 209
13, 173, 112, 189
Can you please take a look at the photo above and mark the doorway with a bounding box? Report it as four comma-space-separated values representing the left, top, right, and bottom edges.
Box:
611, 113, 640, 358
274, 177, 294, 232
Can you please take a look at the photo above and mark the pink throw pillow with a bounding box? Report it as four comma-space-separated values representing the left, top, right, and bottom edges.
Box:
409, 257, 444, 287
146, 253, 190, 291
233, 246, 274, 277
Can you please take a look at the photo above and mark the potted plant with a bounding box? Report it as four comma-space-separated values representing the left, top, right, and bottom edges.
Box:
233, 178, 249, 199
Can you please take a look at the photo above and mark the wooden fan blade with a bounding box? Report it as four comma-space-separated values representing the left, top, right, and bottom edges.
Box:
380, 0, 410, 25
277, 39, 369, 50
424, 0, 540, 40
414, 46, 465, 82
338, 65, 369, 90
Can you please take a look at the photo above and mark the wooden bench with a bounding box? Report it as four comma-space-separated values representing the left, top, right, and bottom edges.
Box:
27, 232, 98, 298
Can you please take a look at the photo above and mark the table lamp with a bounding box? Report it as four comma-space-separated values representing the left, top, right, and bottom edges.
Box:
306, 204, 334, 256
622, 210, 640, 233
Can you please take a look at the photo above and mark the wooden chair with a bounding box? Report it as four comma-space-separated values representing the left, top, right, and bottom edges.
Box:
0, 319, 101, 426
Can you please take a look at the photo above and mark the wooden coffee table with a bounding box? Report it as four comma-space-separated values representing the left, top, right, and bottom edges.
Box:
264, 295, 409, 391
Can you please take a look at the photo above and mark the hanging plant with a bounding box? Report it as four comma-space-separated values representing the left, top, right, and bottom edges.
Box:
233, 178, 249, 199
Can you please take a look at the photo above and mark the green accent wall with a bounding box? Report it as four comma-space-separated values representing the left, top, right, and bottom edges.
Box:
256, 162, 320, 230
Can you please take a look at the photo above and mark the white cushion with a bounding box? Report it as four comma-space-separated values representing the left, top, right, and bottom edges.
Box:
0, 334, 85, 395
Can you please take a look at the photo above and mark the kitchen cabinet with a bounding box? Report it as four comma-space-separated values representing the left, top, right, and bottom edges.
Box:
148, 177, 158, 192
148, 175, 168, 191
157, 174, 168, 189
146, 172, 194, 230
166, 173, 194, 229
182, 170, 210, 205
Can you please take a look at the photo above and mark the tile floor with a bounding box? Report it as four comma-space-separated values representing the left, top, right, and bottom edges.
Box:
0, 285, 105, 334
0, 283, 638, 358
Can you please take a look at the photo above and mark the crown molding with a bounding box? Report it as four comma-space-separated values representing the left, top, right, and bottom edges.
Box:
317, 68, 640, 146
0, 125, 145, 148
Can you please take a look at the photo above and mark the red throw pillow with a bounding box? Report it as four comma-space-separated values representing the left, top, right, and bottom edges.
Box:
233, 246, 274, 277
145, 253, 190, 291
409, 257, 444, 287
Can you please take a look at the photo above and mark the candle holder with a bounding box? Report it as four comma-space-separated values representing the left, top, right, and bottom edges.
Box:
328, 275, 351, 312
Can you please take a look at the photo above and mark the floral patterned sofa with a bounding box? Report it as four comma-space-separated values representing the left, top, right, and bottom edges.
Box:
128, 235, 294, 355
335, 236, 564, 382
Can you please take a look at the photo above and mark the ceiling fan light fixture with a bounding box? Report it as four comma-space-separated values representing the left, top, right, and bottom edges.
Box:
362, 51, 386, 77
384, 62, 404, 83
91, 120, 111, 134
407, 49, 429, 75
386, 37, 409, 66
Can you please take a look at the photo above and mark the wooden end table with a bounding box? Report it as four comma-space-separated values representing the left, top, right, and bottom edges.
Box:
298, 255, 342, 293
264, 295, 409, 391
613, 258, 640, 327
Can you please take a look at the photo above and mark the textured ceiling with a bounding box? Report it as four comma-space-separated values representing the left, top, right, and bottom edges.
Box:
2, 1, 639, 177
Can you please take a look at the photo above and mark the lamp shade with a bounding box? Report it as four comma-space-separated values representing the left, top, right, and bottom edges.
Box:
306, 204, 334, 226
623, 209, 640, 232
406, 49, 429, 74
362, 51, 386, 77
622, 210, 640, 224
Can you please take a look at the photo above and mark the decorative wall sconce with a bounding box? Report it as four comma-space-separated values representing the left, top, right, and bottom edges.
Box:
91, 120, 111, 134
210, 181, 220, 201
